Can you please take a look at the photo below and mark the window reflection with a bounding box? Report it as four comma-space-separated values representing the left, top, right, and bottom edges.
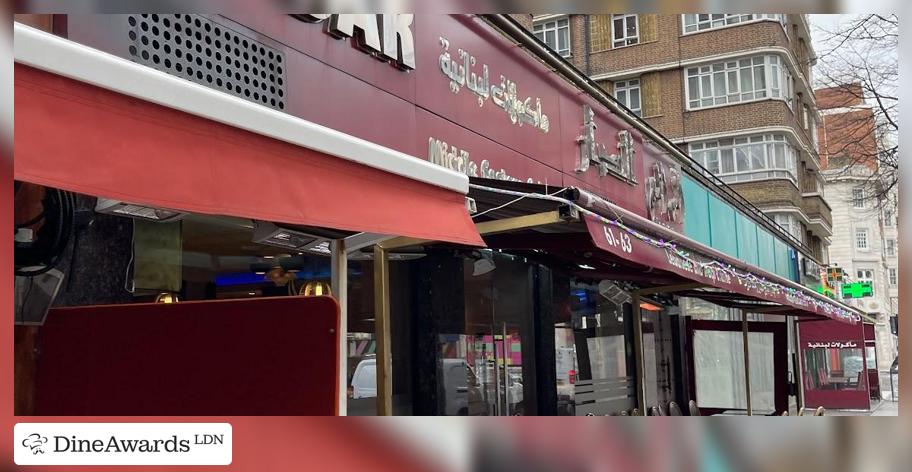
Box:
804, 348, 867, 391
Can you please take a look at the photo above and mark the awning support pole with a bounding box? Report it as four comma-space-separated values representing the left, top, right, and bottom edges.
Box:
373, 245, 393, 416
631, 292, 647, 411
793, 318, 805, 412
743, 311, 753, 416
331, 239, 348, 416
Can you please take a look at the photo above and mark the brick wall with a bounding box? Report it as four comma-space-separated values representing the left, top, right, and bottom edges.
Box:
678, 20, 789, 62
509, 14, 533, 31
730, 180, 802, 209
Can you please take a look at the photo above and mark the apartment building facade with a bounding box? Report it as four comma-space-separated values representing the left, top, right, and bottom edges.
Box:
817, 84, 898, 371
528, 14, 831, 284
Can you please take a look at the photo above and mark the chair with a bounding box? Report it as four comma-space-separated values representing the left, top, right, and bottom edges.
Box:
650, 405, 665, 416
667, 401, 683, 416
780, 411, 790, 416
813, 406, 826, 416
630, 408, 642, 416
619, 410, 629, 416
688, 400, 701, 416
797, 407, 806, 416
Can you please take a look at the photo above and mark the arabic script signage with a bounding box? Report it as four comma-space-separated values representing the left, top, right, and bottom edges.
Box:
438, 37, 550, 134
806, 341, 859, 349
575, 105, 636, 183
645, 161, 684, 228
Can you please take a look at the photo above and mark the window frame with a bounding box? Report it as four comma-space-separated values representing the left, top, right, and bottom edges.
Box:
885, 239, 896, 257
681, 14, 787, 35
884, 208, 894, 227
614, 78, 642, 116
852, 187, 865, 209
855, 228, 869, 250
533, 16, 572, 57
611, 14, 640, 49
684, 55, 794, 111
856, 268, 875, 282
689, 133, 799, 186
888, 267, 897, 286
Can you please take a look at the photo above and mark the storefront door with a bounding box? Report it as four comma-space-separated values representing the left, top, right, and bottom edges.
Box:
460, 252, 536, 416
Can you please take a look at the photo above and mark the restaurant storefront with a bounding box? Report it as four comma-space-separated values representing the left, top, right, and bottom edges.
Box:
799, 320, 880, 411
13, 14, 865, 416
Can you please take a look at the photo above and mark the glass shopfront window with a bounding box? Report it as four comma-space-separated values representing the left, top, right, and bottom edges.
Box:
15, 184, 416, 416
557, 280, 635, 416
804, 346, 867, 392
693, 330, 776, 411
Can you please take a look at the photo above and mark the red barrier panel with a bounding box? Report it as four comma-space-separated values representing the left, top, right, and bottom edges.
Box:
33, 296, 339, 416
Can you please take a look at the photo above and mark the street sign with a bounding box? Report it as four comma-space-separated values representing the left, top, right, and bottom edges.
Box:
842, 281, 873, 299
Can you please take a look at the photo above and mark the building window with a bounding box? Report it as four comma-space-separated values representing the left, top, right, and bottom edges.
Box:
889, 267, 897, 286
885, 239, 896, 257
855, 228, 869, 250
685, 55, 792, 110
533, 17, 571, 57
809, 114, 818, 151
682, 14, 786, 34
689, 133, 798, 185
856, 268, 874, 282
614, 79, 641, 116
612, 14, 639, 48
852, 187, 865, 208
884, 208, 894, 226
771, 213, 802, 242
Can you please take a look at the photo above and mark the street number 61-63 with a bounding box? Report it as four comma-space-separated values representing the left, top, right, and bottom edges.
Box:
603, 226, 632, 254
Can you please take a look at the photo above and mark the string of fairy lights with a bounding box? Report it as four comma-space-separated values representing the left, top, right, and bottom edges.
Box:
470, 184, 861, 323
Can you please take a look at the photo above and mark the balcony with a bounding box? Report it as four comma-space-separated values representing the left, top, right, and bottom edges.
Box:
801, 194, 833, 238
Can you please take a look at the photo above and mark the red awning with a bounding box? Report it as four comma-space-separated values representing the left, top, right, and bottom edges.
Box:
14, 64, 483, 246
584, 215, 859, 324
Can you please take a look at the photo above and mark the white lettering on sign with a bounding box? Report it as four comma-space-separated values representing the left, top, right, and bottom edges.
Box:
807, 341, 858, 349
427, 137, 543, 184
664, 249, 732, 285
293, 14, 415, 70
438, 37, 550, 134
602, 225, 633, 254
576, 105, 637, 184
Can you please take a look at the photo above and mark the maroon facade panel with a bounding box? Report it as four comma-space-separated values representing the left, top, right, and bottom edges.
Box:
63, 14, 676, 230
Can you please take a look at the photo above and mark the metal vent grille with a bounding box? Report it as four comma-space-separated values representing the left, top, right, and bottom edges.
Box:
126, 14, 286, 110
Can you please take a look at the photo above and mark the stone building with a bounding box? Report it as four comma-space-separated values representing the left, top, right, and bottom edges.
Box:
817, 84, 898, 371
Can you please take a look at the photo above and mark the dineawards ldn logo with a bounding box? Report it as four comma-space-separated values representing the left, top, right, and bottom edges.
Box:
14, 423, 232, 465
21, 433, 48, 454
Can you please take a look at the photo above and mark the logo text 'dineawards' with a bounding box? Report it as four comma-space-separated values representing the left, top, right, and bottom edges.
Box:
14, 423, 232, 466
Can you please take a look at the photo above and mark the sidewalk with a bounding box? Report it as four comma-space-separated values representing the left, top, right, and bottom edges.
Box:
827, 371, 898, 416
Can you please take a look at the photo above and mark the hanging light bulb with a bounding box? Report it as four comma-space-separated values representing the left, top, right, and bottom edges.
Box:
155, 292, 180, 303
300, 281, 332, 297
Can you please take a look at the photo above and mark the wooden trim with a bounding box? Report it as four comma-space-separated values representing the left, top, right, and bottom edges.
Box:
373, 245, 393, 415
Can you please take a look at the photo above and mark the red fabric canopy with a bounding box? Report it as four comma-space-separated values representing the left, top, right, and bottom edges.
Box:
14, 64, 483, 246
585, 215, 857, 324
